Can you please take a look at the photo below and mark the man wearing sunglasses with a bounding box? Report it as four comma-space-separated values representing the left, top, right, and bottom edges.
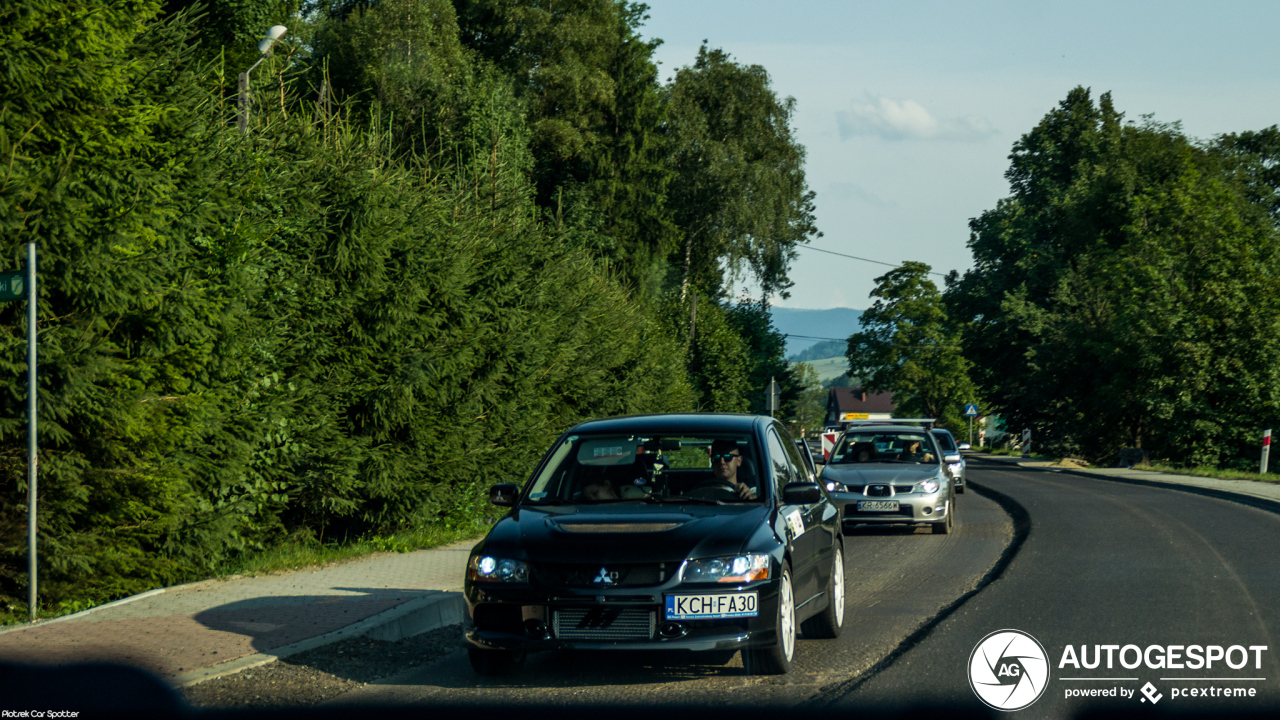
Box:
693, 439, 758, 500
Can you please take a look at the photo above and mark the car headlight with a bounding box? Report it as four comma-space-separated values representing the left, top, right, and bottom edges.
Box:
913, 479, 941, 494
826, 481, 844, 492
948, 462, 963, 476
682, 553, 770, 583
468, 555, 529, 583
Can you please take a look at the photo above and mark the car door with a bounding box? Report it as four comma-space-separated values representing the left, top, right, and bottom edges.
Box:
767, 426, 822, 604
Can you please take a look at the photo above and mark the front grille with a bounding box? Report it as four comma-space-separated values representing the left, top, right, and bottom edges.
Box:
894, 485, 915, 493
534, 563, 669, 587
866, 484, 892, 497
553, 608, 656, 640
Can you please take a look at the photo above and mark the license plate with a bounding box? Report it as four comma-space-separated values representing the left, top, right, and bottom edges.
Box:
858, 500, 899, 512
665, 592, 759, 620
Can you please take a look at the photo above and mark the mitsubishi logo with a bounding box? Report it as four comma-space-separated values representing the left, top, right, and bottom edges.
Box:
592, 567, 617, 585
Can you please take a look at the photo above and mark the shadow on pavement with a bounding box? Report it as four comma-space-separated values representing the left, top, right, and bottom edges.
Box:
192, 587, 435, 653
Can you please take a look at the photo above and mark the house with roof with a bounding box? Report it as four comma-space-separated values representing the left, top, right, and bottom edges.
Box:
825, 386, 895, 427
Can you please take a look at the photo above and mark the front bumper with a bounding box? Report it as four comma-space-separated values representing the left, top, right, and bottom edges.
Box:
841, 492, 950, 527
465, 580, 781, 653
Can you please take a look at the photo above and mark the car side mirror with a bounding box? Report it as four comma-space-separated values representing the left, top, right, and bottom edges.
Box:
944, 454, 961, 464
782, 481, 822, 505
489, 483, 519, 507
958, 443, 971, 451
812, 452, 826, 465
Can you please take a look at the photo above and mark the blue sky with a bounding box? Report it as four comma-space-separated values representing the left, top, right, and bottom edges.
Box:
636, 0, 1280, 309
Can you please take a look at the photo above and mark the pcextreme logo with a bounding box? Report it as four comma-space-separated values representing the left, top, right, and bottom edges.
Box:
969, 629, 1050, 711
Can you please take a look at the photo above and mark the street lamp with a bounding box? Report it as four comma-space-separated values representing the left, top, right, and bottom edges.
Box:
238, 25, 288, 134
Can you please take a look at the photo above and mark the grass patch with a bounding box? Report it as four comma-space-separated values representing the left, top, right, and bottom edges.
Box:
0, 517, 492, 627
212, 517, 491, 579
1145, 463, 1280, 485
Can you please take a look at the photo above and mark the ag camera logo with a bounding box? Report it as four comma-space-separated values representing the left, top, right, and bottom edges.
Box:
969, 629, 1050, 711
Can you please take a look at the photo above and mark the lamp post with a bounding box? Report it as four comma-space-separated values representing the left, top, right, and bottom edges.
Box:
237, 25, 288, 134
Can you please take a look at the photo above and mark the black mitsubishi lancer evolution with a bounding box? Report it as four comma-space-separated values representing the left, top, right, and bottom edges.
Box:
464, 413, 846, 676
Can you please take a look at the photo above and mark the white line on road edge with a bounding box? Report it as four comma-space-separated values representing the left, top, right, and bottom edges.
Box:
173, 591, 466, 688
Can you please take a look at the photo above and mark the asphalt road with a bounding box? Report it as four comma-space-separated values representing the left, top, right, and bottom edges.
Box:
826, 461, 1280, 717
335, 484, 1013, 708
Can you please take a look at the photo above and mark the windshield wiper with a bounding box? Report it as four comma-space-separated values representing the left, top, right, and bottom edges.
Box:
644, 495, 724, 505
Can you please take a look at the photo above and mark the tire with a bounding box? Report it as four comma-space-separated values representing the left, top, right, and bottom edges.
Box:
801, 544, 845, 639
931, 500, 954, 535
468, 646, 526, 676
743, 566, 796, 675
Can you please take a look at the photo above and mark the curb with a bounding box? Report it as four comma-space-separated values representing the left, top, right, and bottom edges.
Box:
0, 587, 170, 637
969, 455, 1280, 515
1047, 467, 1280, 515
173, 591, 466, 688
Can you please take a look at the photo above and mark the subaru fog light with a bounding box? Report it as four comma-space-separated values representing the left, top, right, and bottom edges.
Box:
682, 553, 770, 583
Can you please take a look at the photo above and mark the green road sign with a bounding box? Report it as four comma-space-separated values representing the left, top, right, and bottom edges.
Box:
0, 271, 24, 302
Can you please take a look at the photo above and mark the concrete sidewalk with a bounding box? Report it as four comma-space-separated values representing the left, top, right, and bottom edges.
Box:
969, 452, 1280, 510
0, 537, 479, 687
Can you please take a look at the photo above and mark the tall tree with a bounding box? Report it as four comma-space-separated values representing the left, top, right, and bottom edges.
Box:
848, 262, 977, 433
452, 0, 677, 293
665, 44, 819, 301
726, 300, 802, 418
947, 88, 1280, 465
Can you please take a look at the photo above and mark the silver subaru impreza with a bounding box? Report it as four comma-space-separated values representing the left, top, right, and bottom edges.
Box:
822, 425, 956, 535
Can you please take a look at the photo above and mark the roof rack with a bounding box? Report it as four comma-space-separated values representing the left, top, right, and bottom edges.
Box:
843, 417, 936, 429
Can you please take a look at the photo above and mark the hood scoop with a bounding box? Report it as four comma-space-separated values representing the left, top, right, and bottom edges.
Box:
552, 521, 681, 534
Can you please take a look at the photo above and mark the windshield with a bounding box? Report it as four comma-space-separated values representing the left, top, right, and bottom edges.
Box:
933, 431, 958, 453
830, 431, 938, 465
524, 433, 764, 504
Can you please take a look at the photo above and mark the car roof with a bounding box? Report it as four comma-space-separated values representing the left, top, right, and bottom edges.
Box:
842, 424, 930, 433
567, 413, 769, 435
931, 428, 955, 436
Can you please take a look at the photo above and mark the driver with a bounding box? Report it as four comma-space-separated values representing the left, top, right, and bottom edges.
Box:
693, 440, 757, 500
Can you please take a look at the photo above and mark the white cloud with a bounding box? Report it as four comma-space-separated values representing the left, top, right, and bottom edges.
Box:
836, 95, 997, 142
825, 182, 898, 209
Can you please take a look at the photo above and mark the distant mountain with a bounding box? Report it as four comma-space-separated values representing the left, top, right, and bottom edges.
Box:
768, 307, 863, 358
790, 339, 846, 363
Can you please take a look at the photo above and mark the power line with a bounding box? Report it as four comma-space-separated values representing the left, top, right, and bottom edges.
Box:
785, 334, 847, 342
797, 246, 948, 278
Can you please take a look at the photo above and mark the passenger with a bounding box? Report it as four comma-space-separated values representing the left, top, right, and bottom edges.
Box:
899, 440, 933, 463
581, 478, 619, 501
850, 442, 876, 463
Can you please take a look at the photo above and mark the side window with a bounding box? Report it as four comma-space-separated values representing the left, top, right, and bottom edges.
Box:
766, 428, 798, 497
779, 429, 813, 482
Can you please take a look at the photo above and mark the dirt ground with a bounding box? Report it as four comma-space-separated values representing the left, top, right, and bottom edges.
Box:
181, 624, 461, 708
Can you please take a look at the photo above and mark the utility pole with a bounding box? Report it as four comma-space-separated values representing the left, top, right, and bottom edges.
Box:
237, 71, 250, 134
689, 292, 696, 346
237, 26, 288, 135
27, 244, 36, 620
